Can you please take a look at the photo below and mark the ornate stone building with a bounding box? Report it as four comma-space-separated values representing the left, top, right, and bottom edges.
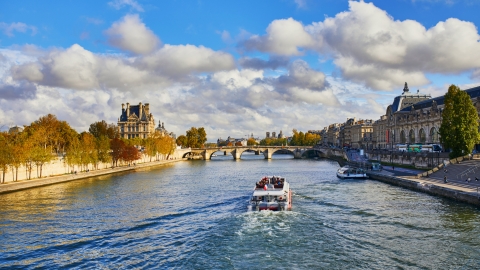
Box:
373, 83, 480, 150
373, 83, 431, 149
118, 102, 155, 139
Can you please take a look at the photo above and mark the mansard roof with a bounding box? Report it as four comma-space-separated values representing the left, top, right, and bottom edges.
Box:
399, 85, 480, 112
119, 105, 150, 122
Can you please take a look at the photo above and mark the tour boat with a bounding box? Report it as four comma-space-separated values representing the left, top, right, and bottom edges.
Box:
336, 166, 368, 179
248, 176, 292, 211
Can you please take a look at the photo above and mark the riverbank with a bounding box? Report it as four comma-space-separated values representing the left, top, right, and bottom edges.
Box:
367, 171, 480, 207
0, 159, 186, 194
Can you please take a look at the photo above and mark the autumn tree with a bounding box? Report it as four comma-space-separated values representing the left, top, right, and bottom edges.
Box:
247, 138, 258, 146
176, 135, 187, 147
110, 138, 126, 167
186, 127, 207, 148
439, 85, 480, 158
96, 136, 112, 169
185, 127, 207, 148
121, 145, 141, 165
79, 132, 97, 171
0, 133, 11, 183
89, 120, 119, 139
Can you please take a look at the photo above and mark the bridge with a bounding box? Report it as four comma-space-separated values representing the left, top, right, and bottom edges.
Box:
179, 146, 346, 160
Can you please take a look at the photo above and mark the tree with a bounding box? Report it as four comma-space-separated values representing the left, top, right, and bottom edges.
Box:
176, 135, 187, 147
439, 85, 480, 158
185, 127, 207, 148
89, 120, 119, 139
96, 136, 112, 168
0, 133, 11, 183
247, 138, 258, 146
121, 145, 141, 165
110, 138, 126, 167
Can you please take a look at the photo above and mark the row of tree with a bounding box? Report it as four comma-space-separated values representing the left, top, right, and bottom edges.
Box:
258, 130, 320, 146
0, 115, 176, 183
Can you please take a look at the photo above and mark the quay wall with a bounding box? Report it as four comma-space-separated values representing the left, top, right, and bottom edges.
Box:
0, 159, 186, 195
368, 172, 480, 207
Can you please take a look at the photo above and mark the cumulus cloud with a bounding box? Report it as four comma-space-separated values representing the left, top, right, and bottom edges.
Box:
137, 44, 236, 77
275, 60, 327, 91
241, 18, 314, 56
105, 14, 160, 54
306, 1, 480, 89
108, 0, 144, 12
239, 56, 289, 70
0, 22, 37, 37
10, 42, 236, 91
0, 81, 37, 100
11, 44, 167, 91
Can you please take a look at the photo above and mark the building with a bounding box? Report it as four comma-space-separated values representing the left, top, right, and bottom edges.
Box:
8, 125, 24, 134
118, 102, 155, 139
371, 83, 480, 150
372, 82, 432, 149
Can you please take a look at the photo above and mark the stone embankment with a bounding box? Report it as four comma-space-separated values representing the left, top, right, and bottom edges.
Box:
0, 159, 185, 195
367, 172, 480, 207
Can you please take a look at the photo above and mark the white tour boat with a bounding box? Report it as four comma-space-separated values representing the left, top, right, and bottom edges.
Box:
336, 166, 368, 179
248, 176, 292, 211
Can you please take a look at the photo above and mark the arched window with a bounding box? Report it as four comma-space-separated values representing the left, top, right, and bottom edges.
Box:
400, 130, 406, 143
419, 128, 426, 144
409, 129, 415, 143
430, 127, 439, 143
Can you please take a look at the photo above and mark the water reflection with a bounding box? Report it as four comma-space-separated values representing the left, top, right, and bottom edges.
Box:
1, 157, 480, 269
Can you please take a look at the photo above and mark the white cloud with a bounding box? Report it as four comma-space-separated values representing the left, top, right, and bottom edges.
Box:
306, 1, 480, 90
0, 22, 37, 37
294, 0, 307, 9
242, 18, 314, 56
137, 44, 236, 76
108, 0, 144, 12
105, 14, 160, 55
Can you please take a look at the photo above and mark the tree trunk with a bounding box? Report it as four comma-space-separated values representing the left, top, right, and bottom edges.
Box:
40, 164, 43, 178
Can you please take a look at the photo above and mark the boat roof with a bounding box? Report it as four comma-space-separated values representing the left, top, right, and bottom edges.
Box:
253, 190, 286, 196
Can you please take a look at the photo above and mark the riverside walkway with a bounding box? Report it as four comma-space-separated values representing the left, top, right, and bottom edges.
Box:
0, 159, 185, 194
367, 161, 480, 206
341, 149, 480, 206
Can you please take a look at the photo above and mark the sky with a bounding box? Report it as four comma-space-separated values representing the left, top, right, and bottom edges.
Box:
1, 0, 480, 141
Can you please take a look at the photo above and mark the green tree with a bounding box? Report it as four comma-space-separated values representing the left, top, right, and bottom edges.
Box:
439, 85, 480, 158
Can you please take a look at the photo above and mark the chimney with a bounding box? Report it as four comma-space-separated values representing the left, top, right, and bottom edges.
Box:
145, 103, 150, 115
162, 122, 164, 129
139, 102, 142, 119
126, 103, 130, 116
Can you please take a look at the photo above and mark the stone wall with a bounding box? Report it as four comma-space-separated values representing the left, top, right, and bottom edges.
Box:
368, 173, 480, 207
1, 150, 185, 183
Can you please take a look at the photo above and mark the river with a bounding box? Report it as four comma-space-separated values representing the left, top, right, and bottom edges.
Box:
1, 152, 480, 269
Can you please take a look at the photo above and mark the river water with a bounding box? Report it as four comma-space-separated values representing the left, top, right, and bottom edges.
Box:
1, 152, 480, 269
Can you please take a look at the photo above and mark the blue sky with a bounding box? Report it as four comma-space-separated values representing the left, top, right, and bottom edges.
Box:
1, 0, 480, 140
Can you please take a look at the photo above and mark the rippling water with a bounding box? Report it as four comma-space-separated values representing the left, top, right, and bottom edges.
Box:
1, 152, 480, 269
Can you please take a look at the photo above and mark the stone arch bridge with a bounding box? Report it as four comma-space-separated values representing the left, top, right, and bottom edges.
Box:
181, 146, 343, 160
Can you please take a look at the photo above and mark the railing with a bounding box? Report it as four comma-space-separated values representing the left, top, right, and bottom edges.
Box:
457, 163, 480, 180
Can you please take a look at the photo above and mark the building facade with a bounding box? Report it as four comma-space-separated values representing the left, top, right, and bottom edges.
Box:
118, 102, 156, 139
